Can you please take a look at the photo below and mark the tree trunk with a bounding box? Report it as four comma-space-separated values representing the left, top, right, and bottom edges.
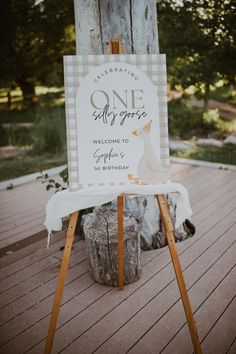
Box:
18, 78, 36, 104
74, 0, 159, 54
203, 84, 210, 110
83, 206, 141, 286
73, 0, 165, 250
7, 90, 11, 109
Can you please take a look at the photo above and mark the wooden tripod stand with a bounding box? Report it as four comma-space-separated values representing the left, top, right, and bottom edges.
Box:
44, 38, 202, 354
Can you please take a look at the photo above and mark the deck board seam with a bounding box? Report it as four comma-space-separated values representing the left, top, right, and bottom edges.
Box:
0, 242, 85, 282
0, 269, 92, 330
0, 277, 96, 349
37, 216, 236, 353
226, 336, 236, 354
82, 229, 236, 354
0, 233, 68, 272
158, 265, 236, 354
194, 192, 236, 226
201, 294, 236, 345
0, 249, 87, 300
4, 207, 235, 345
193, 178, 236, 214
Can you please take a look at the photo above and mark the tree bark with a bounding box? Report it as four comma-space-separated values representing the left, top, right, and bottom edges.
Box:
7, 90, 11, 109
203, 84, 210, 110
73, 0, 163, 249
17, 78, 36, 104
83, 206, 141, 286
73, 0, 159, 54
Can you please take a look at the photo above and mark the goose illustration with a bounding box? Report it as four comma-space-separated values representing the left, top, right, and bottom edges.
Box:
128, 121, 168, 184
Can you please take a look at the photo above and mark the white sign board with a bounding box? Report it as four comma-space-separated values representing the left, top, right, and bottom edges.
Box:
64, 55, 169, 190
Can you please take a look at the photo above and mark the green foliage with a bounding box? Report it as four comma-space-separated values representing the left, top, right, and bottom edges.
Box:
0, 154, 66, 181
168, 99, 235, 139
171, 144, 236, 165
59, 167, 68, 184
38, 166, 92, 238
37, 168, 68, 192
0, 107, 39, 124
0, 0, 75, 101
209, 85, 236, 105
157, 0, 236, 97
33, 107, 66, 154
0, 124, 33, 146
0, 124, 8, 146
202, 109, 220, 128
168, 100, 213, 139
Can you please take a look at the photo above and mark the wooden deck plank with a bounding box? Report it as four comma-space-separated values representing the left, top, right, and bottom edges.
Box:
0, 181, 48, 201
151, 263, 236, 354
192, 174, 236, 215
0, 178, 56, 250
171, 164, 197, 180
0, 267, 93, 347
55, 224, 236, 354
0, 164, 235, 354
192, 183, 236, 226
227, 337, 236, 354
0, 215, 47, 241
0, 230, 66, 268
0, 197, 49, 221
0, 188, 53, 215
185, 167, 225, 193
0, 252, 89, 327
15, 203, 236, 354
123, 226, 236, 354
0, 241, 83, 293
190, 172, 236, 205
0, 210, 46, 234
201, 296, 236, 354
0, 248, 168, 346
0, 173, 62, 202
0, 199, 49, 227
0, 245, 86, 309
0, 232, 66, 281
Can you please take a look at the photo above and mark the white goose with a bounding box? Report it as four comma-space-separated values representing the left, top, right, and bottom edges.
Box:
129, 121, 168, 184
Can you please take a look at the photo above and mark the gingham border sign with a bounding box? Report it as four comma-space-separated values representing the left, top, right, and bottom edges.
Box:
64, 54, 169, 191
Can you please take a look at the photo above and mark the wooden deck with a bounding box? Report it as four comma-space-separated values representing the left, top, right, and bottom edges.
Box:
0, 162, 235, 354
0, 178, 56, 253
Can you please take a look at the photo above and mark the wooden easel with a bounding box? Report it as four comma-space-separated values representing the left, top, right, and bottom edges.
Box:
44, 38, 202, 354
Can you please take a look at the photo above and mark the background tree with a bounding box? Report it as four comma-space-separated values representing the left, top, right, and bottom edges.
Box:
0, 0, 75, 103
157, 0, 236, 106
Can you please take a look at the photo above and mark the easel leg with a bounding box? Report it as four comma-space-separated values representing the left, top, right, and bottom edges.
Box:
156, 195, 202, 354
44, 211, 79, 354
117, 195, 124, 290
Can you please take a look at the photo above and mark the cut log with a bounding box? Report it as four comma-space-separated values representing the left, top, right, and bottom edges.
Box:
83, 206, 141, 286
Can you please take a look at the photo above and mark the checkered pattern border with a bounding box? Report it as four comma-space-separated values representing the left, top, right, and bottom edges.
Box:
64, 54, 169, 191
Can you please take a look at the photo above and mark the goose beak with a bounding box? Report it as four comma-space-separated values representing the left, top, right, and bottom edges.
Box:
132, 130, 138, 136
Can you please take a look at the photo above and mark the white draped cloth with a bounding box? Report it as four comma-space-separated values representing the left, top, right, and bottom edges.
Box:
44, 181, 192, 247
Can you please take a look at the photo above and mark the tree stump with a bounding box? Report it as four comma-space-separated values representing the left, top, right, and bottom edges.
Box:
83, 206, 141, 286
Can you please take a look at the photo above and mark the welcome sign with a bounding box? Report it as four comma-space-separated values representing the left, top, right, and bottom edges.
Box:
64, 54, 169, 190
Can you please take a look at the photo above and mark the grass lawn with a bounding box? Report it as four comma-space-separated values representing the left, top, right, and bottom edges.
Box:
168, 99, 236, 140
0, 154, 67, 181
171, 144, 236, 165
0, 86, 64, 124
